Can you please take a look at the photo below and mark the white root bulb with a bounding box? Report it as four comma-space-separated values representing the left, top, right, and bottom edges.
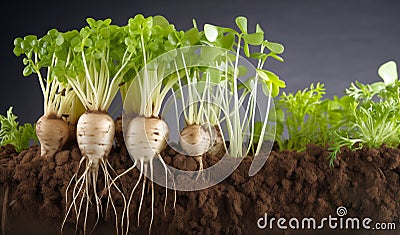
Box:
180, 124, 211, 157
76, 112, 115, 169
123, 116, 170, 233
125, 116, 169, 162
179, 124, 211, 174
63, 112, 117, 234
36, 114, 69, 158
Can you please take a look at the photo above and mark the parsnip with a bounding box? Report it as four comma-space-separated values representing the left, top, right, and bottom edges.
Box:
36, 114, 69, 158
179, 124, 210, 172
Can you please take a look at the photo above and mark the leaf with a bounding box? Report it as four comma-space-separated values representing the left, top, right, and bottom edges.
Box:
56, 34, 64, 46
104, 18, 112, 25
100, 27, 110, 38
243, 32, 263, 45
204, 24, 219, 42
235, 16, 247, 34
23, 66, 33, 76
153, 15, 169, 28
13, 47, 23, 56
244, 43, 250, 57
264, 41, 285, 54
184, 27, 201, 44
14, 37, 23, 46
257, 69, 286, 88
220, 33, 234, 49
378, 60, 398, 85
238, 65, 248, 77
370, 81, 385, 93
95, 39, 107, 49
250, 52, 267, 60
71, 36, 81, 48
82, 38, 93, 47
0, 107, 37, 153
268, 53, 284, 62
86, 18, 96, 27
256, 24, 264, 33
262, 81, 280, 97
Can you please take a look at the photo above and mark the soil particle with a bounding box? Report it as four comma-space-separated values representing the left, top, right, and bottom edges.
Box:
0, 143, 399, 234
55, 150, 69, 166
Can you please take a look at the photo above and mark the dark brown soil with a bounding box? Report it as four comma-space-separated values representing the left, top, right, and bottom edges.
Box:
0, 141, 399, 235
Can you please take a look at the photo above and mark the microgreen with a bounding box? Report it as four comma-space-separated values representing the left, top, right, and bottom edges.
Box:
327, 61, 400, 165
14, 29, 83, 125
276, 83, 328, 151
122, 14, 202, 118
0, 107, 37, 153
201, 16, 286, 157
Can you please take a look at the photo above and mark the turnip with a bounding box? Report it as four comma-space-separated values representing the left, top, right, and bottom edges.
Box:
174, 64, 227, 176
54, 19, 135, 233
14, 32, 84, 158
122, 70, 176, 234
117, 14, 200, 233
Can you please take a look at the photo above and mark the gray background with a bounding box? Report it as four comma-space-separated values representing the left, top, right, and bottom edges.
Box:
1, 0, 400, 123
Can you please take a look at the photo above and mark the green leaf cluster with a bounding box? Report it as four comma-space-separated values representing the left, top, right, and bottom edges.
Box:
0, 107, 37, 153
202, 16, 285, 98
327, 61, 400, 165
276, 83, 329, 150
274, 61, 400, 166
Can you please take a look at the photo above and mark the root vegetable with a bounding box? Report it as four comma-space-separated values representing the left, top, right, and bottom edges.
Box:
36, 114, 69, 158
63, 112, 125, 234
123, 116, 170, 233
76, 112, 115, 172
179, 124, 211, 172
126, 116, 169, 162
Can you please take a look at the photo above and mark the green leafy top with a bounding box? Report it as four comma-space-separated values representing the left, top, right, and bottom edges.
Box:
0, 107, 37, 153
202, 16, 286, 98
47, 18, 128, 112
198, 16, 286, 157
276, 83, 328, 150
14, 29, 84, 123
122, 14, 203, 117
346, 60, 399, 102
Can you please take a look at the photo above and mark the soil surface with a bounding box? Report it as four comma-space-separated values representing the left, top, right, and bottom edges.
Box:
0, 138, 400, 234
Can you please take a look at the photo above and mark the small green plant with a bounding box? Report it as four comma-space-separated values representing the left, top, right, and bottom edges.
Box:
328, 60, 400, 165
0, 107, 37, 153
14, 30, 84, 158
276, 83, 328, 151
202, 16, 286, 157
